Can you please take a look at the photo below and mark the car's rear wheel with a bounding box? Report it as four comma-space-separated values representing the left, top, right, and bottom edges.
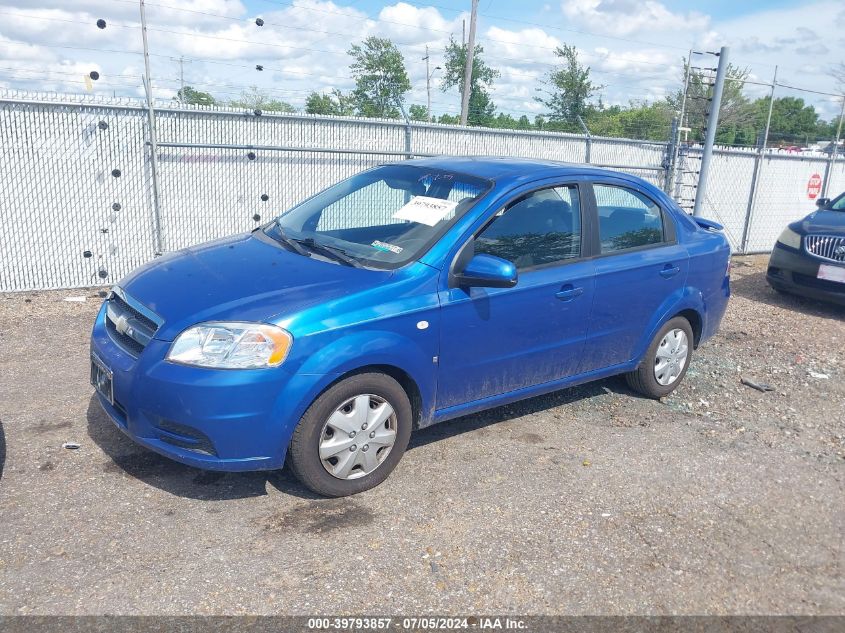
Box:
625, 316, 693, 399
288, 372, 412, 497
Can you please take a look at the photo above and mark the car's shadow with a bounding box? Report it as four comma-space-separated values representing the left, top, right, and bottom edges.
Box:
86, 396, 320, 501
731, 268, 845, 319
409, 380, 613, 450
87, 378, 627, 501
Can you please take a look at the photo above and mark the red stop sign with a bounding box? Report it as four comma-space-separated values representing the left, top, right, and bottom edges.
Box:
807, 173, 822, 199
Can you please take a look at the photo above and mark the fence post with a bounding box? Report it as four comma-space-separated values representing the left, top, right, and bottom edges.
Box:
740, 66, 777, 254
664, 117, 679, 195
140, 0, 163, 255
821, 96, 845, 198
672, 144, 685, 201
141, 78, 163, 256
576, 115, 591, 164
395, 98, 413, 159
739, 134, 766, 254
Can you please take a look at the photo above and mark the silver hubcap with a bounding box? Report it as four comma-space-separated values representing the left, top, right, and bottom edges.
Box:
654, 328, 689, 386
319, 394, 397, 480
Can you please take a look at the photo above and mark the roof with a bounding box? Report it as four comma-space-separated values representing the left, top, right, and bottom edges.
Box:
404, 155, 632, 183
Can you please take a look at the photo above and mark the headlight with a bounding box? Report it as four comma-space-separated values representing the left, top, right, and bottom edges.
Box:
167, 322, 292, 369
776, 227, 801, 249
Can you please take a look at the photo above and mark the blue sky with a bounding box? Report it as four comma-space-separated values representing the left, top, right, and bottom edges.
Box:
0, 0, 842, 121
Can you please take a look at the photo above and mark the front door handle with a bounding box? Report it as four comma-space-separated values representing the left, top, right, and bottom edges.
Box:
659, 265, 680, 279
555, 286, 584, 301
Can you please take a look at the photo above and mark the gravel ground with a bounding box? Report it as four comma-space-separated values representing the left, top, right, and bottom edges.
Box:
0, 254, 842, 615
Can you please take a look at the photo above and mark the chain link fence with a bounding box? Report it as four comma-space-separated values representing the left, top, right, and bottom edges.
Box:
672, 144, 845, 253
0, 91, 843, 291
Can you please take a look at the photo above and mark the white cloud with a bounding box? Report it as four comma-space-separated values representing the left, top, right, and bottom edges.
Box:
561, 0, 709, 37
485, 26, 561, 64
0, 0, 841, 121
377, 2, 463, 45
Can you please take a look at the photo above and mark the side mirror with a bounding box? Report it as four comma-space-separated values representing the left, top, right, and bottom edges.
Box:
816, 198, 831, 208
454, 253, 517, 289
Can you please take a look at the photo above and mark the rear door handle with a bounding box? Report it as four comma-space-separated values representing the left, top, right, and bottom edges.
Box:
555, 286, 584, 301
659, 265, 680, 279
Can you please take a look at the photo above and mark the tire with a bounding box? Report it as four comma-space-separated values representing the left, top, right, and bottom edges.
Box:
625, 316, 694, 399
288, 372, 412, 497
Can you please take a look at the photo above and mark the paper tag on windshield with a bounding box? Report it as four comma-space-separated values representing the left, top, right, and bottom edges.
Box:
393, 196, 458, 227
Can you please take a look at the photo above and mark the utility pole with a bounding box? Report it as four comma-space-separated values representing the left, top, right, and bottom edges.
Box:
678, 49, 693, 131
425, 46, 430, 121
459, 0, 478, 127
692, 46, 729, 218
139, 0, 163, 254
170, 55, 192, 102
422, 45, 441, 123
178, 56, 185, 98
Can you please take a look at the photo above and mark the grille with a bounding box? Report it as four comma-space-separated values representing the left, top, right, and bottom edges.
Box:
111, 292, 159, 332
106, 319, 145, 355
104, 288, 162, 357
805, 234, 845, 263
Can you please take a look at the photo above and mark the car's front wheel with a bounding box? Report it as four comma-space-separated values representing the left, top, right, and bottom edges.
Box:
626, 316, 694, 399
288, 372, 412, 497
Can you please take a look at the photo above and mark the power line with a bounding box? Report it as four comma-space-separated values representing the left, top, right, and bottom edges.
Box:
4, 3, 684, 72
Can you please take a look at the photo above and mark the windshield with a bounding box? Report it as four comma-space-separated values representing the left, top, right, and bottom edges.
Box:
267, 164, 492, 269
828, 193, 845, 211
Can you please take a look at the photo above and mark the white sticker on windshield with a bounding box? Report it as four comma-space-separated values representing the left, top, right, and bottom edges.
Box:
393, 196, 459, 227
371, 240, 403, 254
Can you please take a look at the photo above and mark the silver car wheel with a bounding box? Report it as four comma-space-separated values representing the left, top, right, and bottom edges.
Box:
318, 394, 397, 480
654, 328, 689, 386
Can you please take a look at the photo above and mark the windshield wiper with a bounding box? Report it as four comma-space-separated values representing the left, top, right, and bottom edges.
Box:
271, 222, 312, 258
296, 238, 362, 268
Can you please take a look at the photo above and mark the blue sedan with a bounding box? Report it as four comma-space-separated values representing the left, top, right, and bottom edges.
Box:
90, 157, 731, 496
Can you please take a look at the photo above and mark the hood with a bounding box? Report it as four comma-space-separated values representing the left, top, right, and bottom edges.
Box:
119, 232, 391, 340
799, 209, 845, 234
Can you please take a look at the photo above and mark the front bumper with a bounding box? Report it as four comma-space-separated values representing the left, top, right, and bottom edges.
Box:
90, 303, 325, 471
767, 243, 845, 306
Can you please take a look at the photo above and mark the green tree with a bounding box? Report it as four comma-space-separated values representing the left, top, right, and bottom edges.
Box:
536, 44, 602, 131
305, 89, 356, 116
752, 96, 822, 146
617, 101, 674, 141
174, 85, 216, 106
230, 86, 295, 112
440, 36, 500, 126
491, 112, 519, 129
585, 104, 623, 137
348, 37, 411, 118
408, 104, 429, 121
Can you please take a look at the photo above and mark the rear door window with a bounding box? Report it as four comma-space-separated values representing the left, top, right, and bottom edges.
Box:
594, 184, 665, 253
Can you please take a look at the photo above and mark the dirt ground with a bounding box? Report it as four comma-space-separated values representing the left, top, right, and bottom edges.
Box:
0, 254, 842, 615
